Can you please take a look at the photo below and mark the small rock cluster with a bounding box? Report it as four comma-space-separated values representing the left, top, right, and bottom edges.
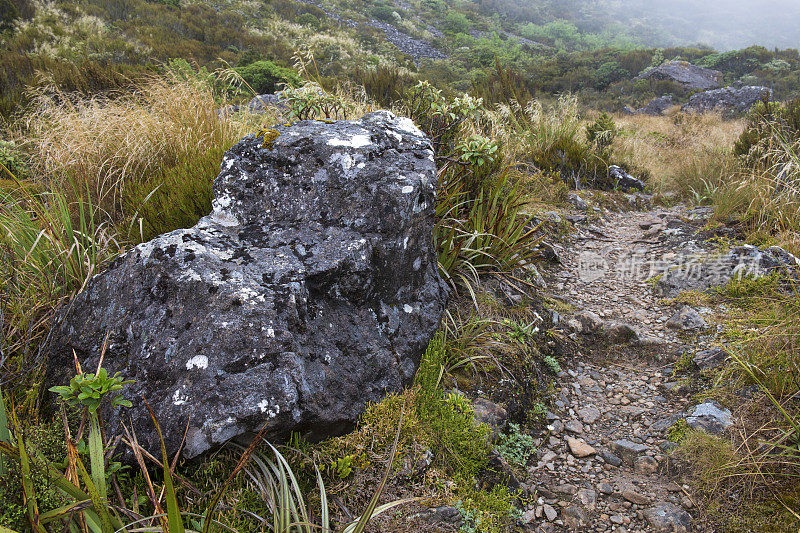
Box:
521, 361, 696, 532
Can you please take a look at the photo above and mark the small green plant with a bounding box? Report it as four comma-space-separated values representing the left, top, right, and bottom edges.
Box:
542, 355, 561, 374
495, 423, 536, 467
667, 419, 691, 443
456, 135, 499, 169
675, 350, 696, 373
49, 357, 133, 513
585, 112, 618, 152
0, 141, 29, 180
333, 454, 355, 478
504, 319, 538, 343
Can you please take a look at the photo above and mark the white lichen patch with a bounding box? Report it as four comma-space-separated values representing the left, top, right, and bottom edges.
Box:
327, 134, 371, 148
329, 152, 354, 170
236, 286, 266, 303
402, 185, 414, 194
186, 355, 208, 370
395, 117, 423, 136
403, 304, 414, 313
172, 389, 188, 405
258, 398, 280, 418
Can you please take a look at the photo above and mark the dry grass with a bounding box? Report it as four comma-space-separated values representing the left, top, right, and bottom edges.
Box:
19, 74, 268, 224
612, 109, 744, 198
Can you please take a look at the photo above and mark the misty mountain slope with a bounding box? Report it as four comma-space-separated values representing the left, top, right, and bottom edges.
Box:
603, 0, 800, 50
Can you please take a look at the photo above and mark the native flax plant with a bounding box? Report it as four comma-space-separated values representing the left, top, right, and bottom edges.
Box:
435, 169, 542, 307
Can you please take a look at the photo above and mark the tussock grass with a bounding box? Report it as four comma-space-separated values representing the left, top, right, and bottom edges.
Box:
676, 276, 800, 531
612, 110, 744, 199
20, 75, 266, 225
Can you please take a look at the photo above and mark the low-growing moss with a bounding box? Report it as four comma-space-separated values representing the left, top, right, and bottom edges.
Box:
456, 484, 519, 533
0, 420, 69, 531
667, 418, 690, 443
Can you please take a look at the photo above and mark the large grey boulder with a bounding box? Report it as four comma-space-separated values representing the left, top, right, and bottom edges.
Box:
637, 61, 723, 92
49, 111, 447, 458
682, 86, 771, 115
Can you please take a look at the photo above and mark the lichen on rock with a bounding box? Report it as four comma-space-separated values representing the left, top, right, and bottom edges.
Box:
48, 111, 447, 459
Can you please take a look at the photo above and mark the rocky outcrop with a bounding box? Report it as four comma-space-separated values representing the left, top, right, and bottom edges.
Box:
682, 86, 771, 115
48, 111, 447, 459
624, 95, 675, 116
654, 244, 800, 298
637, 61, 723, 92
686, 401, 732, 435
365, 19, 446, 63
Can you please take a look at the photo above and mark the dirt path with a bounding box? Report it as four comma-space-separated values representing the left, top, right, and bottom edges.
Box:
525, 205, 709, 532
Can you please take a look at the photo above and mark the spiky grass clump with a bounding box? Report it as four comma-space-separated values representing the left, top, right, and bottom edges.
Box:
676, 275, 800, 531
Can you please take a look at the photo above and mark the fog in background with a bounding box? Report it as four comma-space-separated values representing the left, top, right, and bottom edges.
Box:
597, 0, 800, 50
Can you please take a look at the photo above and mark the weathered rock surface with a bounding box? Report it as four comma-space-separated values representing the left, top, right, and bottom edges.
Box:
625, 95, 675, 116
666, 306, 706, 331
643, 502, 693, 532
682, 86, 771, 115
693, 348, 728, 370
653, 244, 800, 298
49, 111, 447, 459
686, 401, 732, 435
636, 61, 723, 92
473, 398, 508, 441
609, 439, 648, 467
608, 165, 646, 192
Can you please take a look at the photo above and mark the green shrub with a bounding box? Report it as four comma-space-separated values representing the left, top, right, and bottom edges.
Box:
369, 3, 395, 22
495, 423, 536, 466
734, 95, 800, 164
234, 60, 301, 94
296, 12, 320, 28
585, 112, 618, 151
443, 11, 471, 35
